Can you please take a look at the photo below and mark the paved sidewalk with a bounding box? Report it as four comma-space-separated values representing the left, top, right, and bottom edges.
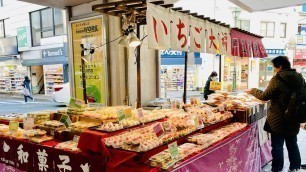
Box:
262, 129, 306, 172
0, 93, 52, 101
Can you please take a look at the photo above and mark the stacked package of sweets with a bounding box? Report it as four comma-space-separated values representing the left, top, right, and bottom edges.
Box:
70, 121, 100, 132
55, 141, 80, 152
24, 129, 53, 143
148, 143, 203, 170
27, 111, 51, 125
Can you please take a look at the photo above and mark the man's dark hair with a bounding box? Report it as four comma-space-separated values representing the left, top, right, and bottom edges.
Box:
210, 71, 218, 77
271, 56, 291, 69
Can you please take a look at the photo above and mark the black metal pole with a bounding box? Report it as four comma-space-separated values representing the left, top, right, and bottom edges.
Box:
136, 24, 141, 108
81, 57, 87, 104
183, 52, 188, 103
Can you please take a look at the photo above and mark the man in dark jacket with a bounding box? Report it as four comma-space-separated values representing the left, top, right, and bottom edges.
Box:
248, 56, 303, 172
204, 71, 218, 100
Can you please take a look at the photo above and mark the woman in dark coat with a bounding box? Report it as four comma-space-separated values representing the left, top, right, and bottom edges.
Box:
204, 71, 218, 100
248, 56, 303, 172
22, 76, 34, 103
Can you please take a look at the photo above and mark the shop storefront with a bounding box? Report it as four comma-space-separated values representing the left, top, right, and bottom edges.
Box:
21, 45, 69, 95
160, 51, 202, 98
0, 37, 27, 94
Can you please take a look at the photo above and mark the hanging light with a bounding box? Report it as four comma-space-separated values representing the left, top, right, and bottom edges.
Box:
129, 32, 141, 47
119, 35, 130, 47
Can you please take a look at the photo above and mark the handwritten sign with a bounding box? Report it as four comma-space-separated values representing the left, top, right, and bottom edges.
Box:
117, 110, 125, 122
69, 98, 84, 109
153, 123, 165, 139
137, 108, 144, 118
23, 117, 34, 130
124, 108, 132, 119
9, 121, 19, 132
162, 121, 172, 133
168, 142, 179, 160
60, 115, 72, 128
210, 81, 221, 91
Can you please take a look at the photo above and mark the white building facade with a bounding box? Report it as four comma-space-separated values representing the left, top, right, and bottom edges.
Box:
0, 0, 69, 95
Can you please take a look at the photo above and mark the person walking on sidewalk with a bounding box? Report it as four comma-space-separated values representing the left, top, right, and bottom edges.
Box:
22, 76, 34, 103
247, 56, 303, 172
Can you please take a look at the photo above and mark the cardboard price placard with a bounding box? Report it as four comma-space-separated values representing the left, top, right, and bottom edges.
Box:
168, 141, 179, 160
210, 81, 221, 91
153, 123, 165, 139
23, 117, 34, 130
137, 108, 144, 118
69, 98, 84, 109
117, 110, 125, 122
162, 121, 172, 133
124, 108, 132, 119
60, 115, 72, 128
9, 121, 19, 132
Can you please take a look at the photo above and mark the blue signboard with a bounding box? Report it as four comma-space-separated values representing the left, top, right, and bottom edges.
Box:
160, 50, 202, 65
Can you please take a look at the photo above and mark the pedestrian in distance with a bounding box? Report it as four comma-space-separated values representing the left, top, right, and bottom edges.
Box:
246, 56, 304, 172
204, 71, 218, 100
22, 76, 34, 103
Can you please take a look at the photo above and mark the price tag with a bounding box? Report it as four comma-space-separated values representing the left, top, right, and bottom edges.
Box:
60, 115, 72, 128
198, 116, 205, 129
168, 142, 179, 160
162, 121, 172, 133
171, 101, 176, 109
69, 98, 84, 109
117, 110, 125, 122
124, 108, 132, 119
205, 109, 214, 117
210, 81, 222, 91
137, 108, 144, 118
73, 135, 80, 143
224, 104, 228, 112
153, 123, 165, 139
23, 117, 34, 130
9, 121, 19, 132
219, 105, 225, 114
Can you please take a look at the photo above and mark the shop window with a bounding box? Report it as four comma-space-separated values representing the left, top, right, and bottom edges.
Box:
0, 20, 4, 38
280, 23, 286, 38
30, 8, 64, 46
235, 20, 250, 32
260, 21, 275, 38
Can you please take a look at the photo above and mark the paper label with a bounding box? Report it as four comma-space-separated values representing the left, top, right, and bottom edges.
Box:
168, 141, 179, 160
198, 116, 205, 129
9, 121, 19, 132
137, 108, 144, 118
219, 105, 225, 114
69, 98, 84, 109
117, 110, 125, 122
210, 81, 222, 91
60, 115, 72, 128
153, 123, 165, 139
23, 117, 34, 130
73, 135, 80, 143
124, 108, 132, 118
162, 121, 172, 133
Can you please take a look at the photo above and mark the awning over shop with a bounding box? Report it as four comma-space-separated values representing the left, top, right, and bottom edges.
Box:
21, 56, 68, 66
228, 0, 305, 12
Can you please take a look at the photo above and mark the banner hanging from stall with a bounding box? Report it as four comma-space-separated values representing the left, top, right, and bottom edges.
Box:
230, 29, 267, 58
147, 3, 231, 56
